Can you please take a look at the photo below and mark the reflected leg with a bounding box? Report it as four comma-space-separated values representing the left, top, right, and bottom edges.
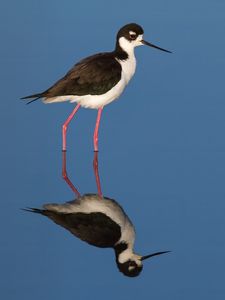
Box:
93, 151, 103, 198
93, 107, 103, 152
62, 150, 80, 197
62, 104, 81, 151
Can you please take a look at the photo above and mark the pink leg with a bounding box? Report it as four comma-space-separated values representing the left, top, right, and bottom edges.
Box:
62, 150, 80, 197
62, 104, 81, 151
93, 107, 103, 152
93, 151, 103, 198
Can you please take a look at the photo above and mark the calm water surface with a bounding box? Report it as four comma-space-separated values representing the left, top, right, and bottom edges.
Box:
1, 0, 225, 299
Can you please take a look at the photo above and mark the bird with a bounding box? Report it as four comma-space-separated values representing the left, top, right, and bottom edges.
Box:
23, 194, 170, 277
21, 23, 171, 152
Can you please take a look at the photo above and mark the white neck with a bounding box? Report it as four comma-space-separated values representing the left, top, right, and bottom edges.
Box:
118, 249, 142, 267
118, 37, 136, 57
116, 37, 137, 84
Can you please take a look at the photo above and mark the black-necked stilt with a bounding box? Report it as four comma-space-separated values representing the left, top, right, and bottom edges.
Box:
24, 152, 170, 277
21, 23, 171, 152
24, 195, 170, 277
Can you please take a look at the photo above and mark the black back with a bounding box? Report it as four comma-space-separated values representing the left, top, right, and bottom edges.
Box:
40, 209, 121, 248
23, 53, 122, 100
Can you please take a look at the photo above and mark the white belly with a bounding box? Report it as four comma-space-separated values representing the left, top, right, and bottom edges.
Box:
43, 55, 136, 109
43, 77, 126, 109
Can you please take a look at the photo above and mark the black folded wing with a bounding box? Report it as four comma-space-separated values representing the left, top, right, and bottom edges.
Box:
23, 53, 122, 100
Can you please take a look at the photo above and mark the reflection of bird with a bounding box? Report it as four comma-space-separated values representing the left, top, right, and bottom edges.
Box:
21, 23, 171, 152
24, 194, 169, 277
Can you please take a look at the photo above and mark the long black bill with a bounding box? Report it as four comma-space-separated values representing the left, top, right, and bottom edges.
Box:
142, 40, 172, 53
141, 250, 171, 261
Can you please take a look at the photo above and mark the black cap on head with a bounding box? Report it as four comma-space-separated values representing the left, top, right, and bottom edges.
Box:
117, 23, 144, 40
116, 23, 172, 54
116, 260, 143, 277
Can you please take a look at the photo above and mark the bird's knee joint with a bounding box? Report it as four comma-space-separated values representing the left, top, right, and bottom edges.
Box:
62, 172, 68, 180
62, 124, 67, 132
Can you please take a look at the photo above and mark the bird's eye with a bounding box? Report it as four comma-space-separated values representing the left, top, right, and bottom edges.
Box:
129, 33, 137, 40
129, 261, 137, 267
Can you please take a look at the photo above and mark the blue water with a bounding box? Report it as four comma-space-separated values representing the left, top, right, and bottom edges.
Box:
1, 0, 225, 299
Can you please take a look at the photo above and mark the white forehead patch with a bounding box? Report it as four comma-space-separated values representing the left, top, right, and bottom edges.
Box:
137, 34, 143, 41
129, 31, 136, 35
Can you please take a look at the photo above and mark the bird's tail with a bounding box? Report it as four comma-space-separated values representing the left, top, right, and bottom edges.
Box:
22, 207, 44, 214
22, 207, 60, 221
21, 94, 43, 105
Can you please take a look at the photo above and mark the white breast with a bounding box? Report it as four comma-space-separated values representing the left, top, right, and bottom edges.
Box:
116, 53, 136, 85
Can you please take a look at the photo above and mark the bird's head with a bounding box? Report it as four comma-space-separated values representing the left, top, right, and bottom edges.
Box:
116, 23, 171, 54
116, 253, 143, 277
116, 248, 170, 277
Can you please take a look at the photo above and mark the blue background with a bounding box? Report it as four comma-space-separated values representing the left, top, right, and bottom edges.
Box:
1, 0, 225, 299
